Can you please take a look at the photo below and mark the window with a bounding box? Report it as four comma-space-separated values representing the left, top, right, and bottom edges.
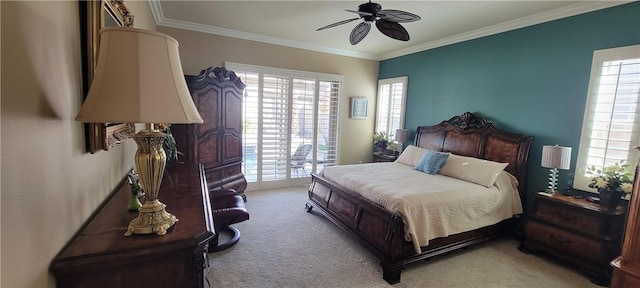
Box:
226, 62, 341, 190
376, 77, 408, 138
574, 45, 640, 192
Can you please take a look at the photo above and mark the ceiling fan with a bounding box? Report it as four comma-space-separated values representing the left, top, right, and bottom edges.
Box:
316, 1, 421, 45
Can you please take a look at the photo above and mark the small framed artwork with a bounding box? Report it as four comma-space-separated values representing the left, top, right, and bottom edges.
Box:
350, 97, 368, 119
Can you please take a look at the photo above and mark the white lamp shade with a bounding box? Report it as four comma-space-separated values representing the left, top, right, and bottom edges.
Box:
395, 129, 409, 142
76, 27, 203, 124
541, 145, 572, 170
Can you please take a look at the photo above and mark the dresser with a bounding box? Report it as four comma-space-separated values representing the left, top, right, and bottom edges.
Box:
172, 67, 247, 199
51, 163, 215, 288
520, 193, 626, 285
611, 165, 640, 287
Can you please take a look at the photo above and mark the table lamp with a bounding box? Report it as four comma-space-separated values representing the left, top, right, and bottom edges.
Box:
541, 145, 572, 194
394, 128, 409, 155
76, 27, 203, 236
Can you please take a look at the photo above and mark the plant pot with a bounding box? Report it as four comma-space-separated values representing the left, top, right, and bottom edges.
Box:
374, 142, 387, 153
598, 189, 623, 210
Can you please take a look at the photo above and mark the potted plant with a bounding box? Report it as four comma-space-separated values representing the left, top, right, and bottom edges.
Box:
373, 131, 390, 153
587, 160, 633, 209
158, 123, 180, 162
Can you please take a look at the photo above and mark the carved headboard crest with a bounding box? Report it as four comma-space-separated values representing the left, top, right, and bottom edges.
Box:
414, 112, 534, 199
448, 112, 488, 129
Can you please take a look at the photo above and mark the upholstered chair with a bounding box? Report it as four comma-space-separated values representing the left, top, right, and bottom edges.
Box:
209, 189, 250, 252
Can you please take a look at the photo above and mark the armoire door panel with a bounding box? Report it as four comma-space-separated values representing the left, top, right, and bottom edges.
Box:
195, 89, 221, 133
223, 133, 242, 163
197, 134, 221, 167
223, 90, 242, 133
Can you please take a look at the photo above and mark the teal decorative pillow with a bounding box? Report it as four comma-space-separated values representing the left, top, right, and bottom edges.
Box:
414, 150, 450, 175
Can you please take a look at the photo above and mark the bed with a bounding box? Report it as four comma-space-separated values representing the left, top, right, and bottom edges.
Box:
305, 112, 533, 284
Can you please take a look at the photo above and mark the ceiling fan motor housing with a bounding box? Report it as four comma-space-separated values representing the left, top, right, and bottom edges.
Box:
359, 2, 381, 21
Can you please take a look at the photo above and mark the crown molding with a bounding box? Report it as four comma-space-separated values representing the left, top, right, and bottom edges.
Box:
149, 0, 632, 61
380, 1, 632, 60
147, 0, 378, 60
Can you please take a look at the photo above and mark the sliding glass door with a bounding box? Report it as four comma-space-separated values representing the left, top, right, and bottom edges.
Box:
227, 63, 341, 190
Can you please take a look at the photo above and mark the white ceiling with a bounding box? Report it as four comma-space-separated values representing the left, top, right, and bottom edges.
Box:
149, 1, 631, 60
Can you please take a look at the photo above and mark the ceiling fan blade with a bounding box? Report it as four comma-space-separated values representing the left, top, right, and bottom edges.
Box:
375, 19, 410, 41
346, 9, 373, 17
350, 22, 371, 45
378, 10, 421, 23
317, 17, 360, 31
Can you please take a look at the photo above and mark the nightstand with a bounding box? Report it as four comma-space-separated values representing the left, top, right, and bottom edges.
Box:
519, 193, 626, 286
373, 153, 397, 162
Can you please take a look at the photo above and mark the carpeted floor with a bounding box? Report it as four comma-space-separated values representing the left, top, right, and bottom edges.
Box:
207, 187, 601, 288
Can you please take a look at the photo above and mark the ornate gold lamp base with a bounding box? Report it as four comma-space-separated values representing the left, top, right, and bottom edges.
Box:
125, 200, 178, 236
124, 128, 178, 236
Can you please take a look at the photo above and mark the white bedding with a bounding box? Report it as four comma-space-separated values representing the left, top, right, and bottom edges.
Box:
319, 162, 523, 253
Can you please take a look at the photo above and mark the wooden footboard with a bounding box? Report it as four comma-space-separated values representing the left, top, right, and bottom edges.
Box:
306, 173, 509, 284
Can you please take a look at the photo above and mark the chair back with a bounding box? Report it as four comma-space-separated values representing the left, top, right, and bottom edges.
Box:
291, 144, 312, 166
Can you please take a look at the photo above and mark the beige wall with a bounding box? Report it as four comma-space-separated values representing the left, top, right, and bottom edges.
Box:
158, 27, 380, 166
0, 1, 155, 287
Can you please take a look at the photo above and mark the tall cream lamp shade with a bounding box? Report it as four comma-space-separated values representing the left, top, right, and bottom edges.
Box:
76, 27, 202, 236
76, 27, 202, 124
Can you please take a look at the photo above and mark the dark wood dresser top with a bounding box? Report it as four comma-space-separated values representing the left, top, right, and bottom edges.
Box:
51, 163, 215, 287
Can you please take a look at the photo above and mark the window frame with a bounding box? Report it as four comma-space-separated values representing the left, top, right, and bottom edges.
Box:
573, 45, 640, 192
375, 76, 408, 139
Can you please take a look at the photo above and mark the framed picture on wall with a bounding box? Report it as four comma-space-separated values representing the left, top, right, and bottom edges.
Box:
350, 97, 368, 119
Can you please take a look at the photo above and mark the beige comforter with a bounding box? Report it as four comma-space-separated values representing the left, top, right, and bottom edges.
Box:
319, 162, 523, 253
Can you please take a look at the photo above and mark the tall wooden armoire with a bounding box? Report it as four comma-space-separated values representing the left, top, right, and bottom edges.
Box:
610, 164, 640, 287
172, 67, 247, 199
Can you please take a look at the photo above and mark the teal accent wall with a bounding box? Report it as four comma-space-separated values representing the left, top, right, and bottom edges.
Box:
379, 2, 640, 211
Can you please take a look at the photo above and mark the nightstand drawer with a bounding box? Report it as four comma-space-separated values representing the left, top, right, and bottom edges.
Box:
526, 220, 603, 263
535, 200, 603, 238
520, 194, 624, 285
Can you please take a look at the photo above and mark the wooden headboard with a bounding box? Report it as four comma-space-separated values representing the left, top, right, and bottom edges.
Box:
414, 112, 534, 196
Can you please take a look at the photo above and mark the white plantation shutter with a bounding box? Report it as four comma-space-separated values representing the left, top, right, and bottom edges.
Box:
234, 71, 260, 182
376, 77, 407, 137
574, 45, 640, 191
316, 80, 340, 169
226, 62, 342, 189
291, 77, 314, 179
262, 74, 290, 181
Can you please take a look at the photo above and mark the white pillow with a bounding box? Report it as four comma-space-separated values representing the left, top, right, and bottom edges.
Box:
438, 153, 508, 187
395, 145, 427, 167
